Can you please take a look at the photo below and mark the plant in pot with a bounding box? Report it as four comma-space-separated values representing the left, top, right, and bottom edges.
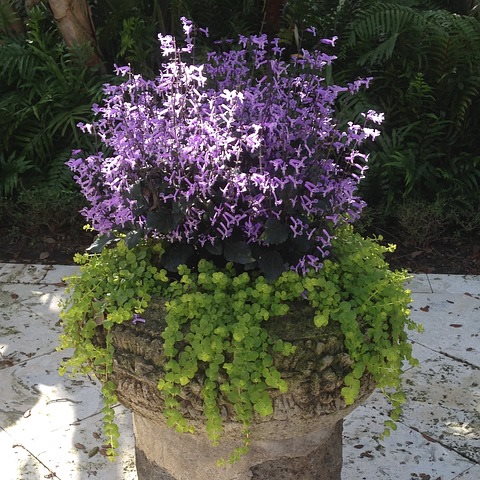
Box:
59, 19, 420, 480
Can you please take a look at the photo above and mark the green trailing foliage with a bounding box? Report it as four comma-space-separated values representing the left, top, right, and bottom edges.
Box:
0, 5, 112, 197
58, 226, 420, 461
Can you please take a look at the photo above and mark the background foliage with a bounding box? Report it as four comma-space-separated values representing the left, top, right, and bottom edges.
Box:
283, 0, 480, 243
0, 5, 110, 196
1, 0, 479, 251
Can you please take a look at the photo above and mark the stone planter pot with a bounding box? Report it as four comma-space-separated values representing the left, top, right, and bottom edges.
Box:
103, 299, 375, 480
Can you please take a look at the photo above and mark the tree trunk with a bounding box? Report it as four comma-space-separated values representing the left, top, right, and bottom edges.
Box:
25, 0, 42, 10
263, 0, 286, 35
47, 0, 103, 68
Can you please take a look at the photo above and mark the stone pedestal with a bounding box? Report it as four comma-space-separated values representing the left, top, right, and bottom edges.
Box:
100, 298, 376, 480
133, 412, 345, 480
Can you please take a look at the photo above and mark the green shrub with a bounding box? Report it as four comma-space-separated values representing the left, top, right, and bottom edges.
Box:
1, 186, 85, 237
0, 6, 112, 197
294, 1, 480, 235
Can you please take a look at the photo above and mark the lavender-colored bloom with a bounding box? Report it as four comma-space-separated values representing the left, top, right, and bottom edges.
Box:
113, 64, 131, 76
320, 36, 338, 47
132, 314, 146, 325
68, 24, 383, 274
361, 110, 385, 125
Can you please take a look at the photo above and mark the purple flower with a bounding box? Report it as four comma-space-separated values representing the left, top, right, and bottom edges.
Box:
113, 64, 131, 76
361, 110, 385, 125
320, 36, 338, 47
132, 314, 146, 325
68, 25, 382, 274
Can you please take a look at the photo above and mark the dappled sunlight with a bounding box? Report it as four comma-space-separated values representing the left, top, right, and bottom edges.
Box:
0, 342, 9, 356
36, 291, 63, 316
445, 421, 477, 438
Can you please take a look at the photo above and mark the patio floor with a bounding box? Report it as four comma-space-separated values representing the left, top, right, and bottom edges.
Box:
0, 264, 478, 480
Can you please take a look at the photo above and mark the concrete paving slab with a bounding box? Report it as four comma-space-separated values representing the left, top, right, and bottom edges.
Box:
0, 282, 49, 305
400, 344, 480, 463
1, 282, 65, 324
453, 464, 480, 479
409, 293, 480, 367
406, 274, 433, 294
343, 392, 475, 480
0, 350, 103, 441
21, 284, 65, 321
428, 274, 480, 295
42, 265, 80, 285
0, 263, 28, 283
14, 264, 51, 284
0, 264, 54, 285
0, 428, 55, 480
0, 305, 62, 366
32, 405, 137, 480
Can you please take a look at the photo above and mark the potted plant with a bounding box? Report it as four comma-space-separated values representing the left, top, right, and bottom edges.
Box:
59, 19, 419, 480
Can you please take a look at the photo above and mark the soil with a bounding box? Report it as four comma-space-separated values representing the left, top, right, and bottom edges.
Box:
0, 223, 478, 275
0, 226, 94, 266
385, 237, 480, 275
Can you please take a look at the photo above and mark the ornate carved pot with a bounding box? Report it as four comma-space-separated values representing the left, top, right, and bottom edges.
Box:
105, 299, 375, 480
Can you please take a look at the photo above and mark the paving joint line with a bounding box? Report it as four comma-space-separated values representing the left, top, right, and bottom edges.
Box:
11, 442, 63, 479
412, 340, 480, 370
0, 348, 64, 372
1, 426, 63, 479
425, 273, 435, 293
452, 465, 480, 480
67, 404, 119, 427
404, 422, 479, 465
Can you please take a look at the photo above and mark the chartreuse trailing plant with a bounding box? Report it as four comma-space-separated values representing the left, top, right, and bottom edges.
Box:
58, 239, 166, 456
59, 227, 420, 461
60, 20, 419, 462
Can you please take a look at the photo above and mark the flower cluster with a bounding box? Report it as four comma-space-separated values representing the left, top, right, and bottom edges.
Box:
68, 19, 382, 274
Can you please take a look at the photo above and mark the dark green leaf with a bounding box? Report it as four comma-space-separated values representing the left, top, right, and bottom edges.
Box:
205, 242, 223, 256
146, 209, 174, 233
128, 182, 143, 200
224, 241, 255, 264
244, 261, 258, 271
257, 250, 285, 282
161, 244, 194, 272
86, 233, 116, 254
128, 182, 148, 215
261, 218, 289, 245
125, 230, 143, 249
292, 235, 313, 253
172, 200, 188, 225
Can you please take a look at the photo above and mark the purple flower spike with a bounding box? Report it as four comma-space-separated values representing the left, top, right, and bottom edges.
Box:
68, 21, 382, 275
132, 314, 146, 325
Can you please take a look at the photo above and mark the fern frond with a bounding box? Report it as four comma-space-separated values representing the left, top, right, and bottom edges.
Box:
0, 152, 34, 197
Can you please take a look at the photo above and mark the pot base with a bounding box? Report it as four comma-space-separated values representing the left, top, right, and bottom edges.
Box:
133, 412, 343, 480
